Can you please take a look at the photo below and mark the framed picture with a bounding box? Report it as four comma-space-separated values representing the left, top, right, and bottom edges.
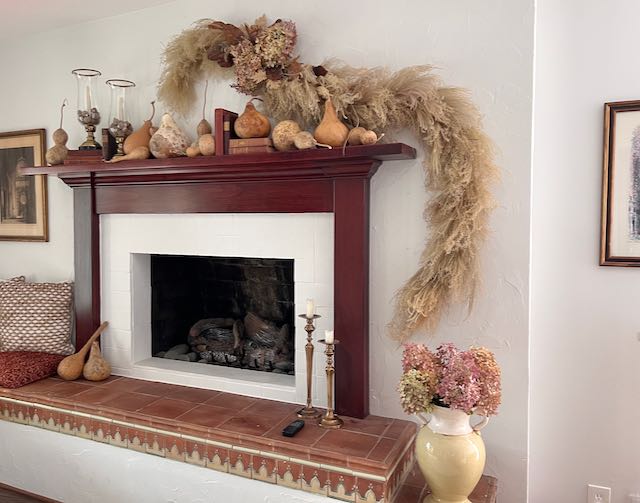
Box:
0, 129, 48, 241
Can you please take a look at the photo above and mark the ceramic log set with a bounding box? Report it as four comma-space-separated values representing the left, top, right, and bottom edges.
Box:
57, 322, 110, 381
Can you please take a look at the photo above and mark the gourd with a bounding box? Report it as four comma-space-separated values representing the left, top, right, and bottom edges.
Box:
196, 80, 212, 136
313, 98, 349, 148
124, 101, 155, 154
186, 142, 201, 157
347, 127, 367, 145
82, 342, 111, 382
234, 98, 271, 138
348, 127, 383, 146
106, 146, 150, 163
293, 131, 332, 150
57, 322, 109, 381
149, 113, 191, 158
45, 99, 69, 166
198, 134, 215, 156
272, 120, 301, 151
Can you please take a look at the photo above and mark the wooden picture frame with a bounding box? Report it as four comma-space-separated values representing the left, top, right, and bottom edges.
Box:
0, 129, 48, 241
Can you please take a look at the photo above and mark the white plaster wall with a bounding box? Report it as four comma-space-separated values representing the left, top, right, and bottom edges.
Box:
531, 2, 640, 502
0, 1, 534, 502
0, 420, 328, 503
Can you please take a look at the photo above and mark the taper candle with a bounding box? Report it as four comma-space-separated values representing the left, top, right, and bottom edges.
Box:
325, 330, 334, 344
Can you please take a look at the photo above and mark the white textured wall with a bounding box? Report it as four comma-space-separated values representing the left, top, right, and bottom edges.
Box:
531, 2, 640, 502
0, 1, 534, 501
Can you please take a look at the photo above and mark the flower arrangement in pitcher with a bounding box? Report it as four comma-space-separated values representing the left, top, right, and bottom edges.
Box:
399, 343, 501, 417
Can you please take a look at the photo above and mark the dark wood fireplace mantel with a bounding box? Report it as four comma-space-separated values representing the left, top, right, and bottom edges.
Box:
23, 143, 416, 419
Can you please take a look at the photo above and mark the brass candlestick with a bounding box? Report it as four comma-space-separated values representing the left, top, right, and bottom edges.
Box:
297, 314, 322, 419
318, 339, 343, 429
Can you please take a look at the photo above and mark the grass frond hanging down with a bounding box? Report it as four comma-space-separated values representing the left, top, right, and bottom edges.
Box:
157, 20, 232, 114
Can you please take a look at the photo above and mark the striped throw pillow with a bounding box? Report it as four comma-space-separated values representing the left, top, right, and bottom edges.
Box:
0, 280, 74, 355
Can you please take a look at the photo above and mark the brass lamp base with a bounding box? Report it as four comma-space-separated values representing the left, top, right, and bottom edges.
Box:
79, 125, 101, 150
113, 135, 125, 157
297, 406, 322, 419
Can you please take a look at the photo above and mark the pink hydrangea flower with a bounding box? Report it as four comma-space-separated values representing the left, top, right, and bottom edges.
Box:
398, 342, 502, 416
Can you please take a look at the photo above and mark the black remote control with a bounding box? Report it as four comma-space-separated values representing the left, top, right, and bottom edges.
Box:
282, 420, 305, 437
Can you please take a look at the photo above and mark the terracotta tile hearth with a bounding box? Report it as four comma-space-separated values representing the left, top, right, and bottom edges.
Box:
0, 377, 496, 502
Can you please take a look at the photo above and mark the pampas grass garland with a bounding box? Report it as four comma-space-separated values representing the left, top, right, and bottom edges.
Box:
157, 25, 498, 342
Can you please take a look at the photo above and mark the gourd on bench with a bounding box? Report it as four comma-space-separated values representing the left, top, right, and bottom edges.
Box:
57, 322, 111, 381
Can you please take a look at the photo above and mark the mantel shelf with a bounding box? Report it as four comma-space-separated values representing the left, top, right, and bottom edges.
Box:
21, 143, 416, 187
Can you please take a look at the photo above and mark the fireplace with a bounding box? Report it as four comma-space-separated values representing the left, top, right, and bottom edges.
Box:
100, 212, 333, 405
150, 254, 295, 374
37, 143, 416, 417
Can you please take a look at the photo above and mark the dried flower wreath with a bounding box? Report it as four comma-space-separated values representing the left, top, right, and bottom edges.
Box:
157, 17, 498, 342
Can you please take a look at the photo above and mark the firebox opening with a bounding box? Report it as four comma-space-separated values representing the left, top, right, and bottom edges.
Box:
151, 254, 295, 374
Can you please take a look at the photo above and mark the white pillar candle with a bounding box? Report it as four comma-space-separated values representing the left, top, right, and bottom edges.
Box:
117, 96, 125, 120
306, 299, 315, 318
325, 330, 334, 344
85, 86, 92, 110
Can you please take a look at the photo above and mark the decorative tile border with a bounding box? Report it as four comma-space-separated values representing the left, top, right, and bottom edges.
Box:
0, 396, 414, 503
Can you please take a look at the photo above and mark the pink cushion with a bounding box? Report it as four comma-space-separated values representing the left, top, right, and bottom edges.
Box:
0, 351, 65, 389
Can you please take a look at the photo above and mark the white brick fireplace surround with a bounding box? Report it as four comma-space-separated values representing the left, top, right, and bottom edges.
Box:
100, 213, 334, 406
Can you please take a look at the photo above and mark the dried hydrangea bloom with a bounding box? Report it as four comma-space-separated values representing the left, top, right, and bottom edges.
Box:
229, 39, 267, 94
401, 343, 438, 373
469, 346, 502, 416
398, 369, 436, 415
254, 20, 297, 68
435, 348, 481, 414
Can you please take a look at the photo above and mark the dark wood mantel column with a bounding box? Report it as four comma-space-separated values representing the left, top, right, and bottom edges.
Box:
334, 178, 370, 417
72, 178, 101, 348
24, 144, 416, 419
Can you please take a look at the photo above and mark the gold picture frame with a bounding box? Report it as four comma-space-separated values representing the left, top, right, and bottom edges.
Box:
0, 129, 48, 241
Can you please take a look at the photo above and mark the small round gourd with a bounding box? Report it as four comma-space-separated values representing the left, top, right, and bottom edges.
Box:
293, 131, 332, 150
272, 120, 301, 151
234, 99, 271, 138
360, 130, 379, 145
186, 142, 201, 157
198, 134, 215, 156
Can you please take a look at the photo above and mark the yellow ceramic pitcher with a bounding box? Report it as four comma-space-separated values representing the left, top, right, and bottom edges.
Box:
416, 405, 488, 503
